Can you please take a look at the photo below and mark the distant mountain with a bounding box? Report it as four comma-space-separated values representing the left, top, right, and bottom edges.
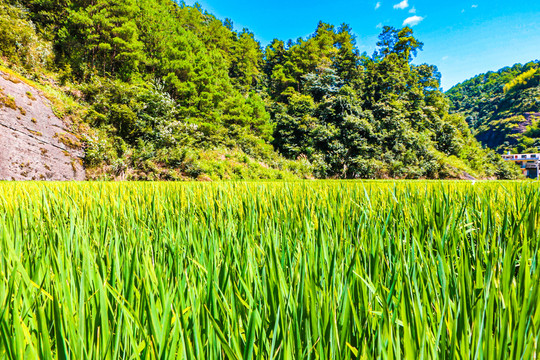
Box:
446, 61, 540, 153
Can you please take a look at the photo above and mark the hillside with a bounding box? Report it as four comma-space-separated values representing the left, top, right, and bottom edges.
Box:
446, 61, 540, 153
0, 0, 519, 179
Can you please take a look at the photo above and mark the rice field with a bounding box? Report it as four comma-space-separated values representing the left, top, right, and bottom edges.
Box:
0, 181, 539, 359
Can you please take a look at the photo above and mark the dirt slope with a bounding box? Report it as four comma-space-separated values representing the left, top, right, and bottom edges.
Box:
0, 72, 85, 180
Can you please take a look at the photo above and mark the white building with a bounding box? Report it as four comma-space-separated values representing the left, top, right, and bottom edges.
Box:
501, 153, 540, 179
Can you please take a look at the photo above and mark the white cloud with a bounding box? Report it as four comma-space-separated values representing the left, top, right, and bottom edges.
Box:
472, 4, 478, 8
403, 15, 424, 26
409, 6, 416, 13
461, 9, 465, 13
442, 56, 449, 61
393, 0, 408, 10
376, 22, 383, 28
375, 2, 381, 10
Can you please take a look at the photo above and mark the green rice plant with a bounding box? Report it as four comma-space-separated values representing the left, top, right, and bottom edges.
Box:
0, 181, 538, 359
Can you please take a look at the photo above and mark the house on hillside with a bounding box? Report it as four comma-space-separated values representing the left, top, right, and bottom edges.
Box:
502, 153, 540, 179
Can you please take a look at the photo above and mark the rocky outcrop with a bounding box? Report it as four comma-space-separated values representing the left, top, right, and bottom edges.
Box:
0, 71, 85, 180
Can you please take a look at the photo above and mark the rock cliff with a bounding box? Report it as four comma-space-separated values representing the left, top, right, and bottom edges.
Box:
0, 72, 85, 180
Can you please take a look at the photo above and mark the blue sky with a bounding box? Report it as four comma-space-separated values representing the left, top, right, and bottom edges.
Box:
183, 0, 540, 90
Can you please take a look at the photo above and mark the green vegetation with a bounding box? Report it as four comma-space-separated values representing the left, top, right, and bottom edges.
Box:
0, 86, 17, 109
504, 67, 540, 94
266, 26, 515, 179
0, 0, 52, 70
519, 115, 540, 152
447, 61, 540, 153
0, 0, 518, 179
0, 181, 539, 358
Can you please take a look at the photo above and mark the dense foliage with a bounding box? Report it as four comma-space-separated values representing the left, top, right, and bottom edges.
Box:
0, 1, 52, 69
266, 26, 515, 178
1, 181, 539, 358
0, 0, 518, 178
447, 61, 540, 153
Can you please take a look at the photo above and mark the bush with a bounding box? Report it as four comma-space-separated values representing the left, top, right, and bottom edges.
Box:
0, 2, 52, 69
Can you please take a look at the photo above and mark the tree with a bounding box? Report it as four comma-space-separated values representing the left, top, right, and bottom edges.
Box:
229, 29, 263, 89
374, 26, 423, 62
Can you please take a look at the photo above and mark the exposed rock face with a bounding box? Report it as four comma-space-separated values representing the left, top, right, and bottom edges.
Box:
0, 72, 85, 180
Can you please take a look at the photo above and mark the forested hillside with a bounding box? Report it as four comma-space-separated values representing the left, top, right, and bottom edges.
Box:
447, 61, 540, 153
0, 0, 518, 179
